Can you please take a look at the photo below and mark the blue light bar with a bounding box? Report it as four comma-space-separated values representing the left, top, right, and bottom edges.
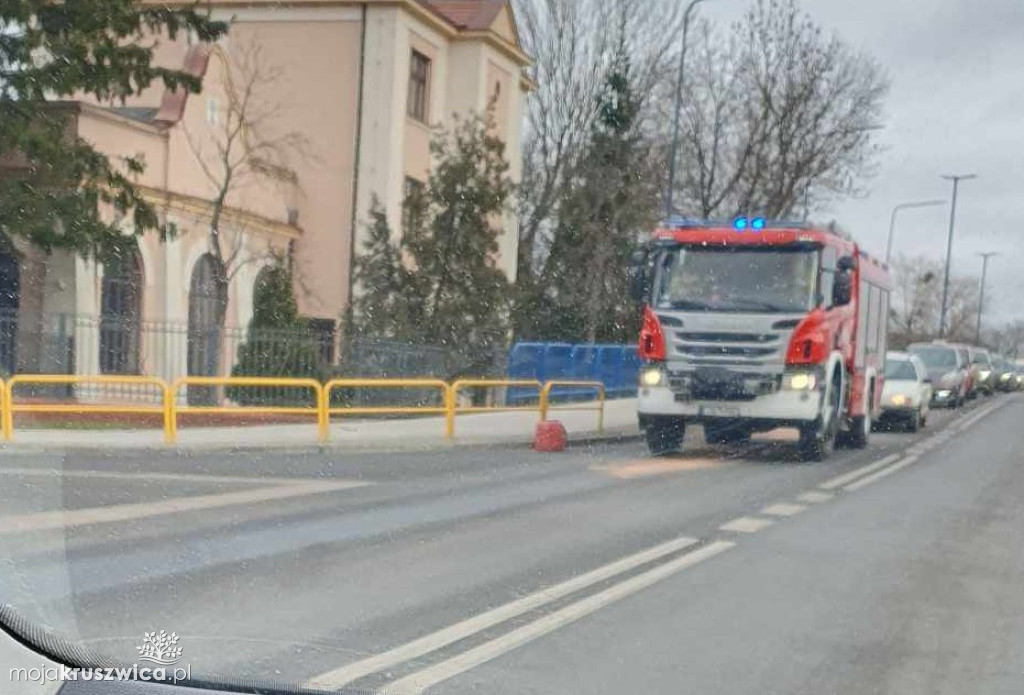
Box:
660, 218, 813, 231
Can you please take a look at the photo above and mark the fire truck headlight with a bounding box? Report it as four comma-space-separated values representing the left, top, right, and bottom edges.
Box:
783, 371, 818, 391
640, 366, 666, 387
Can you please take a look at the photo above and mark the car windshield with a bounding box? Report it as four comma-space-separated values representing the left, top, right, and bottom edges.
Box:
6, 0, 1024, 693
653, 247, 818, 313
884, 360, 918, 380
909, 346, 958, 369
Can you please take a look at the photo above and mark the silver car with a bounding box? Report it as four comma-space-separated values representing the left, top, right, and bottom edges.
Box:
877, 352, 932, 432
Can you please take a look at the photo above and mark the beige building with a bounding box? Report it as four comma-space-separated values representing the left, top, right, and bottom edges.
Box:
0, 0, 529, 385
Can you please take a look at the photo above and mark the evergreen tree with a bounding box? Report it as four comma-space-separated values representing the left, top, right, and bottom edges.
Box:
230, 261, 320, 403
519, 19, 659, 343
350, 112, 514, 377
350, 198, 415, 340
0, 1, 225, 256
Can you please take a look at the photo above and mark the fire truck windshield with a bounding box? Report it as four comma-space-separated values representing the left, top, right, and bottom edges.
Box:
653, 246, 819, 314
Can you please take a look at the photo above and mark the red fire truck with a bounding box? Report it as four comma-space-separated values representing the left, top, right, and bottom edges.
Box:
631, 217, 892, 461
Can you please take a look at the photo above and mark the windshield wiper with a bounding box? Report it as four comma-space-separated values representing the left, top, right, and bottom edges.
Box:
665, 299, 715, 311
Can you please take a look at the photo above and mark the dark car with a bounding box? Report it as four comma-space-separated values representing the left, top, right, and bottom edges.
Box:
907, 342, 968, 408
992, 357, 1017, 392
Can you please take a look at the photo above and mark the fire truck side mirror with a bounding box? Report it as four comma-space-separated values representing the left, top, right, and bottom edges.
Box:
833, 269, 853, 306
629, 249, 649, 303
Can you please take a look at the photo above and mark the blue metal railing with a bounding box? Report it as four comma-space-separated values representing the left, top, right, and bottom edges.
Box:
507, 342, 639, 404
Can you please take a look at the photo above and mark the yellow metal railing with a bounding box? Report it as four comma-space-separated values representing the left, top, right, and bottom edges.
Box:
323, 378, 451, 441
3, 374, 171, 442
168, 376, 325, 444
540, 380, 606, 433
448, 379, 543, 438
0, 375, 611, 444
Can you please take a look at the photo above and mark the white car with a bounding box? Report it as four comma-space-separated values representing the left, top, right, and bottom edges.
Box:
877, 352, 932, 432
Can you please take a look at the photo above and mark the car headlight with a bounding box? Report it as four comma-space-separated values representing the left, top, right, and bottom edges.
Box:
782, 370, 819, 390
936, 389, 951, 398
979, 370, 992, 380
890, 394, 908, 406
640, 366, 666, 387
1000, 373, 1011, 381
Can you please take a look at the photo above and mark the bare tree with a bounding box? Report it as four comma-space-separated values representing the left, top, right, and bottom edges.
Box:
984, 320, 1024, 358
888, 254, 978, 347
667, 0, 889, 219
183, 40, 308, 331
888, 255, 939, 348
513, 0, 683, 281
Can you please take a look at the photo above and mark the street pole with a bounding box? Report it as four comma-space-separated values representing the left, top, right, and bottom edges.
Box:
885, 199, 945, 265
976, 252, 998, 342
664, 0, 707, 222
938, 174, 977, 338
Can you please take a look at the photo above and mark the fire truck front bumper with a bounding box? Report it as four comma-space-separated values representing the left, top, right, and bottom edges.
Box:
637, 384, 823, 427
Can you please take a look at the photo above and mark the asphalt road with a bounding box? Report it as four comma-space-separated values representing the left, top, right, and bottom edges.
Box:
1, 394, 1021, 695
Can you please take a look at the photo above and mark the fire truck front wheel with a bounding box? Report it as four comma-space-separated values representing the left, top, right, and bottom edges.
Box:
798, 369, 842, 462
644, 416, 685, 456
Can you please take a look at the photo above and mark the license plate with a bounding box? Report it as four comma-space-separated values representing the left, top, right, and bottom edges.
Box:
699, 404, 741, 417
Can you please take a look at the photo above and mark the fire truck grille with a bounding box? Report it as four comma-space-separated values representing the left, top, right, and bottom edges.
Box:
674, 331, 783, 364
677, 332, 777, 344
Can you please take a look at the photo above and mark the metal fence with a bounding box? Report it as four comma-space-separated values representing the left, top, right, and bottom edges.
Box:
0, 310, 507, 409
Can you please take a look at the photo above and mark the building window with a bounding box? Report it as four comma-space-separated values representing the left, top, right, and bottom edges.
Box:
407, 50, 431, 122
99, 247, 143, 374
403, 177, 425, 232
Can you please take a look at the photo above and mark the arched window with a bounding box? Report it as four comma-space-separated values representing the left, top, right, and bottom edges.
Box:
99, 246, 143, 374
0, 245, 20, 374
187, 254, 224, 404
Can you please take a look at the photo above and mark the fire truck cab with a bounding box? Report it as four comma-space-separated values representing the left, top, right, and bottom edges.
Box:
631, 217, 892, 461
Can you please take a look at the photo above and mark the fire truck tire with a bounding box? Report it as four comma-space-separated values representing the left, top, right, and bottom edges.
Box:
844, 414, 870, 448
798, 369, 842, 462
645, 417, 685, 455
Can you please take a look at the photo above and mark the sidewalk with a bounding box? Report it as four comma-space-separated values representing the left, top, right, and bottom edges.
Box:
0, 398, 640, 452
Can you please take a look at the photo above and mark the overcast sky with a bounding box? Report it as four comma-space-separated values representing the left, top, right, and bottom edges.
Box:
704, 0, 1024, 325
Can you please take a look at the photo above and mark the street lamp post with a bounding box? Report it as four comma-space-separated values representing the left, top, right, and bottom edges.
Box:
664, 0, 708, 221
976, 252, 998, 342
885, 199, 946, 264
938, 173, 978, 338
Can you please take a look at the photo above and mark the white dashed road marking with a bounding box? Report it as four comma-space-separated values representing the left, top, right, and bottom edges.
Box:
760, 503, 806, 517
719, 516, 774, 533
819, 453, 901, 491
796, 491, 834, 504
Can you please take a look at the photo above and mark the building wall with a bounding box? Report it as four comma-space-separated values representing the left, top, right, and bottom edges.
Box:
17, 0, 529, 383
201, 10, 364, 321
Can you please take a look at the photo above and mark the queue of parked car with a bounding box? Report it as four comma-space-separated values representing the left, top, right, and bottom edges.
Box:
876, 341, 1022, 432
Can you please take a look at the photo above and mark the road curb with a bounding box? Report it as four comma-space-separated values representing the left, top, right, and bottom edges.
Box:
0, 427, 642, 456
